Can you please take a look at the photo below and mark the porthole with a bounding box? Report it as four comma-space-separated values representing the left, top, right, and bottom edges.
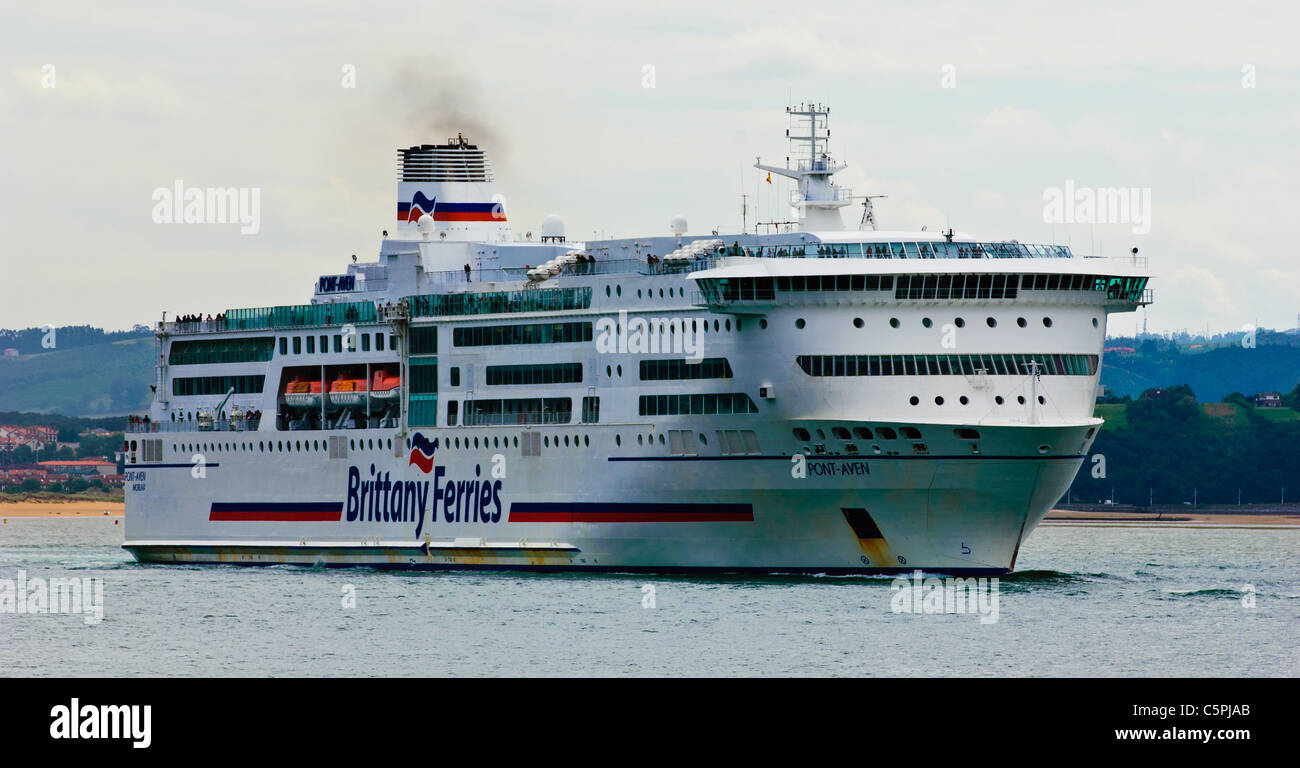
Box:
954, 317, 965, 328
606, 365, 612, 378
890, 318, 900, 329
512, 436, 518, 447
1038, 395, 1046, 405
474, 437, 479, 449
714, 320, 720, 332
1017, 396, 1026, 405
1043, 317, 1053, 328
616, 285, 622, 296
584, 435, 590, 447
934, 396, 944, 405
909, 396, 919, 406
698, 433, 707, 445
617, 364, 622, 377
853, 317, 864, 328
986, 317, 997, 328
606, 285, 611, 297
959, 395, 969, 405
637, 289, 642, 298
725, 319, 732, 331
795, 318, 806, 329
759, 318, 768, 329
616, 434, 622, 446
1017, 317, 1027, 327
564, 435, 569, 447
994, 396, 1004, 405
658, 434, 665, 445
493, 437, 499, 448
659, 288, 664, 298
922, 317, 933, 328
1037, 445, 1050, 455
368, 439, 374, 450
1092, 317, 1099, 328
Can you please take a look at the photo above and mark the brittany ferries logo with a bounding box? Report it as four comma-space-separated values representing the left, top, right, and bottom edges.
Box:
409, 432, 435, 474
397, 192, 506, 223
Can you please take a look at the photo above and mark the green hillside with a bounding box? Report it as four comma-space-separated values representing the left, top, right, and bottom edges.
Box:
1072, 386, 1300, 506
1100, 337, 1300, 401
0, 337, 155, 416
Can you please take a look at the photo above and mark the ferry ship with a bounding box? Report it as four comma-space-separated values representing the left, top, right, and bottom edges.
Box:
122, 104, 1151, 574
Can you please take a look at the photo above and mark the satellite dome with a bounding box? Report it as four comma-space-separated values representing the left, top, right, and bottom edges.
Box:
417, 214, 435, 233
670, 215, 688, 236
541, 214, 566, 240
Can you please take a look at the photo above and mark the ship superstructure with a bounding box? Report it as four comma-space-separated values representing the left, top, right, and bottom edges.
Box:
122, 107, 1151, 574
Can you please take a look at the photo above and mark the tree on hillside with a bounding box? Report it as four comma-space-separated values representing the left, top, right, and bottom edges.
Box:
1284, 383, 1300, 411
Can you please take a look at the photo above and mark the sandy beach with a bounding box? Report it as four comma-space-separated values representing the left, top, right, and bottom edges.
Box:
0, 500, 124, 518
1043, 509, 1300, 526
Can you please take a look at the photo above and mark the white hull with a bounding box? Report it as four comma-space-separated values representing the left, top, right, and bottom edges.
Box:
124, 421, 1093, 574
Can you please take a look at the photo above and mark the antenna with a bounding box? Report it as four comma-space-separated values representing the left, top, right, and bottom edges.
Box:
856, 195, 888, 231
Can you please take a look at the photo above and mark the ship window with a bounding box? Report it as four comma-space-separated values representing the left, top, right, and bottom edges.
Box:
832, 427, 851, 440
878, 427, 897, 440
376, 333, 384, 351
909, 396, 919, 405
1043, 317, 1053, 327
853, 427, 873, 440
795, 318, 805, 329
320, 335, 328, 353
986, 317, 997, 328
447, 400, 458, 426
900, 427, 922, 440
306, 336, 315, 354
279, 338, 287, 355
361, 334, 370, 352
793, 428, 811, 441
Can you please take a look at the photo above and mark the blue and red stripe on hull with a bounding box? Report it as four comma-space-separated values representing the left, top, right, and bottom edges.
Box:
507, 502, 753, 523
209, 502, 344, 522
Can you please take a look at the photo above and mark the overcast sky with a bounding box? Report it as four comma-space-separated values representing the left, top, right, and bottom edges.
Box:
2, 0, 1298, 337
